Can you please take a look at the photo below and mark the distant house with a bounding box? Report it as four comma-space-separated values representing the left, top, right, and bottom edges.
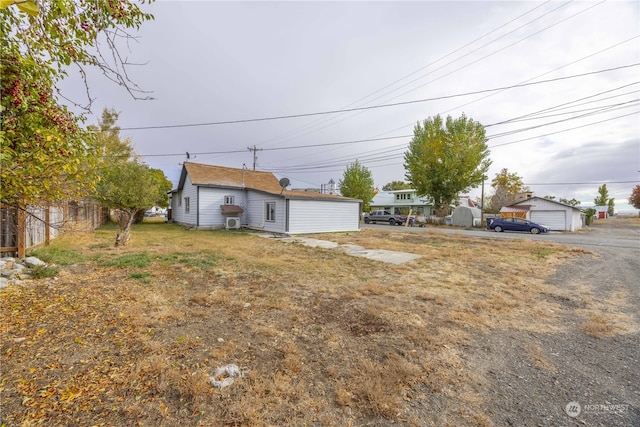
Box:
370, 190, 480, 217
370, 190, 435, 216
169, 162, 361, 234
594, 206, 609, 219
504, 197, 584, 231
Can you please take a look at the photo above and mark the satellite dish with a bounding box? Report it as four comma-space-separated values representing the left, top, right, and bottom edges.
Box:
279, 177, 290, 195
279, 178, 290, 188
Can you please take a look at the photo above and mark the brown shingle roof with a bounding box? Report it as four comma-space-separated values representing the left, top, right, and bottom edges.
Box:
179, 162, 359, 202
185, 162, 282, 193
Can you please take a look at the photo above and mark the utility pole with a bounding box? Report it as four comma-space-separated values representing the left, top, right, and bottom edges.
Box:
247, 145, 263, 171
480, 175, 485, 227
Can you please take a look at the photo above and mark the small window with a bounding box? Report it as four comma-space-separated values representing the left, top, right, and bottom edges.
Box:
224, 195, 234, 205
265, 202, 276, 222
184, 197, 190, 213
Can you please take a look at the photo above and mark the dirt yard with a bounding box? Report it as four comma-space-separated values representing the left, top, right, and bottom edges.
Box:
1, 218, 638, 426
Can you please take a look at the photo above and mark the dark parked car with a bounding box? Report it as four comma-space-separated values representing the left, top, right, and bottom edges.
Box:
488, 217, 549, 234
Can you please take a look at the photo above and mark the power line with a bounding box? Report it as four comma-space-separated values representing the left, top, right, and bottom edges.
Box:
525, 180, 638, 186
367, 35, 640, 141
488, 110, 639, 148
118, 63, 639, 131
253, 1, 559, 148
486, 101, 640, 139
136, 105, 637, 161
485, 82, 640, 127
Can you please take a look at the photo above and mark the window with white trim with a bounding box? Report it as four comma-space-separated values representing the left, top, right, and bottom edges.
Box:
395, 193, 412, 201
265, 202, 276, 222
184, 197, 190, 213
224, 195, 234, 205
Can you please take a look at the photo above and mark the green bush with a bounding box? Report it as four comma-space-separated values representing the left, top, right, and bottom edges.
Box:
30, 265, 59, 279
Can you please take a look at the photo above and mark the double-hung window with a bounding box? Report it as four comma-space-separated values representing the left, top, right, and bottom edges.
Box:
265, 202, 276, 222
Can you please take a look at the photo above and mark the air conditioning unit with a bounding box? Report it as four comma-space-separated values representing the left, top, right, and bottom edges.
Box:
225, 217, 240, 230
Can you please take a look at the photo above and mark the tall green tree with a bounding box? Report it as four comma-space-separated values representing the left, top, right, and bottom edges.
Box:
488, 168, 526, 212
404, 114, 491, 216
88, 108, 137, 165
382, 181, 411, 191
594, 184, 614, 214
594, 184, 610, 205
1, 0, 154, 208
339, 160, 375, 211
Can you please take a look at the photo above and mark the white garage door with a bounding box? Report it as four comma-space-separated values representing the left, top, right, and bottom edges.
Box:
531, 211, 565, 231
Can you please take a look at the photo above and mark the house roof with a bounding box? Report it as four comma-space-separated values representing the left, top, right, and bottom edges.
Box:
176, 162, 359, 202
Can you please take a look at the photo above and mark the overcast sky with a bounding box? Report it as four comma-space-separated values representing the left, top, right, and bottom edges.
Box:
60, 0, 640, 212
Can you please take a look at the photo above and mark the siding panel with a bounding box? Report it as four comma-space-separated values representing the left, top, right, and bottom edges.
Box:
197, 188, 246, 228
288, 200, 360, 234
245, 192, 286, 233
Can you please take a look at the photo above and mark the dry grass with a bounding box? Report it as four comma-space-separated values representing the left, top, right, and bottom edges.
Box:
0, 223, 631, 426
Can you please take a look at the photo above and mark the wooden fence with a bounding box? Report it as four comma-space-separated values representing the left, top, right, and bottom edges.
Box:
0, 201, 108, 258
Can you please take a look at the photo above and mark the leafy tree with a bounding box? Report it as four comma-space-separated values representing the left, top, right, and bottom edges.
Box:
1, 0, 154, 208
382, 181, 411, 191
1, 56, 96, 206
89, 110, 170, 246
88, 108, 137, 165
543, 195, 556, 200
594, 184, 614, 215
594, 184, 610, 206
629, 185, 640, 210
93, 161, 171, 247
559, 198, 581, 206
584, 207, 596, 225
1, 0, 154, 106
489, 168, 526, 212
339, 160, 375, 211
404, 114, 491, 217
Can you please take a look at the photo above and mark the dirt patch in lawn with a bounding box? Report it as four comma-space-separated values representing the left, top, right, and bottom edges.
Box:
1, 223, 636, 426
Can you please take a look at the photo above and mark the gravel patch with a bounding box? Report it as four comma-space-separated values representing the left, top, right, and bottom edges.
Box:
469, 219, 640, 426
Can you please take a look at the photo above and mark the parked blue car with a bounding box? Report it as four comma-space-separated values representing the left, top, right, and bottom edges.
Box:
488, 217, 549, 234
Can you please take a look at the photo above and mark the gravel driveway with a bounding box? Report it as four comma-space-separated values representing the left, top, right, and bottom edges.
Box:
365, 218, 640, 426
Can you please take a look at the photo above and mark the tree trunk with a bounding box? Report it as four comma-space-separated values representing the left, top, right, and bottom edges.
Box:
114, 209, 137, 247
434, 204, 450, 218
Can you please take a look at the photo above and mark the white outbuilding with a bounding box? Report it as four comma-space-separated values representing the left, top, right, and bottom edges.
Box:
508, 197, 584, 231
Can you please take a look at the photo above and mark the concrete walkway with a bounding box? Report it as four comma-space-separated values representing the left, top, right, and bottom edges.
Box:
254, 234, 420, 265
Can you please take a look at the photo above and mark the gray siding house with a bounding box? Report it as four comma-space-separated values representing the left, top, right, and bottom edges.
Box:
169, 162, 361, 234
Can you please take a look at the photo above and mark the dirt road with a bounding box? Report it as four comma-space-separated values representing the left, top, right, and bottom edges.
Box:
365, 218, 639, 425
427, 218, 640, 426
